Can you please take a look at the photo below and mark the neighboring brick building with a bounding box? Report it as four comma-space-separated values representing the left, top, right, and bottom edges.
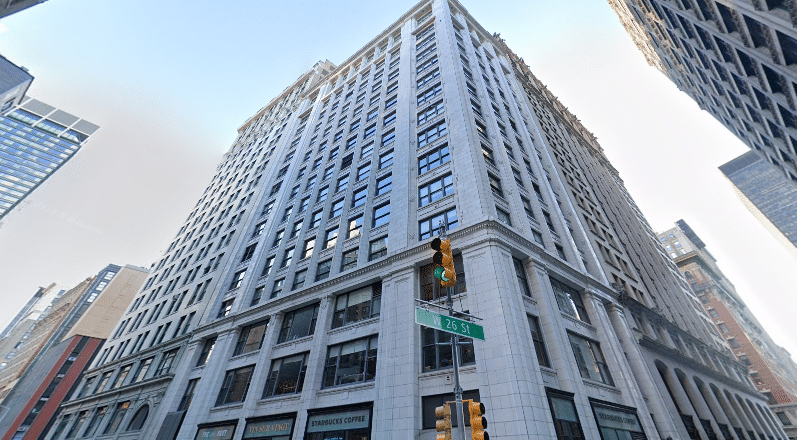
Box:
659, 219, 797, 437
0, 264, 148, 440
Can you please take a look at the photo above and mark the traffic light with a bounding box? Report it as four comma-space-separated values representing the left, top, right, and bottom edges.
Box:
468, 400, 489, 440
431, 237, 457, 288
435, 402, 452, 440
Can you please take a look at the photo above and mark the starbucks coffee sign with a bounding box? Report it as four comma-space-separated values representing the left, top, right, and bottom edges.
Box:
593, 405, 643, 432
306, 409, 370, 433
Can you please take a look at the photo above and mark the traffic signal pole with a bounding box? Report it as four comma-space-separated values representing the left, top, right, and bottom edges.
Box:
434, 225, 466, 440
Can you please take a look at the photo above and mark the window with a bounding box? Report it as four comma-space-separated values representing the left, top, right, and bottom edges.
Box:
368, 236, 388, 260
280, 247, 294, 268
178, 379, 198, 411
361, 141, 374, 159
215, 365, 255, 406
323, 335, 378, 387
272, 229, 284, 247
317, 186, 329, 203
336, 174, 349, 193
263, 353, 309, 398
376, 173, 392, 195
316, 259, 332, 281
482, 144, 495, 164
364, 123, 376, 139
126, 405, 149, 431
419, 208, 458, 240
278, 303, 320, 342
132, 357, 153, 383
417, 82, 442, 106
418, 174, 453, 206
323, 228, 338, 249
418, 120, 447, 147
422, 327, 474, 371
292, 269, 307, 290
422, 390, 480, 429
330, 198, 344, 218
366, 108, 379, 122
417, 68, 440, 89
510, 258, 533, 298
301, 237, 315, 259
271, 278, 284, 299
568, 333, 613, 385
197, 337, 216, 366
383, 111, 396, 126
776, 412, 792, 426
418, 144, 450, 174
384, 95, 397, 110
527, 315, 550, 367
233, 320, 268, 356
102, 401, 130, 435
252, 221, 266, 238
298, 196, 310, 213
496, 207, 512, 225
357, 163, 371, 182
341, 152, 354, 168
418, 100, 444, 125
341, 248, 359, 271
547, 391, 585, 440
323, 166, 334, 181
512, 167, 524, 187
82, 407, 107, 437
289, 221, 302, 239
381, 129, 396, 146
112, 364, 132, 389
379, 149, 394, 169
309, 210, 323, 229
347, 215, 364, 239
261, 255, 275, 277
352, 187, 368, 208
217, 299, 234, 318
65, 410, 88, 439
488, 173, 503, 197
332, 284, 382, 328
373, 203, 390, 227
550, 279, 590, 323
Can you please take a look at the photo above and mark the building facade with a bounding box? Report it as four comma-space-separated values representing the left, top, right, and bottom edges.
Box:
608, 0, 797, 252
659, 220, 797, 438
0, 264, 148, 440
719, 151, 797, 255
0, 96, 99, 221
0, 55, 32, 115
52, 2, 787, 440
0, 284, 63, 370
0, 0, 47, 19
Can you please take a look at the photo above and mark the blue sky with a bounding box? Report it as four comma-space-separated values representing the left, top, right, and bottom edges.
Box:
1, 0, 795, 356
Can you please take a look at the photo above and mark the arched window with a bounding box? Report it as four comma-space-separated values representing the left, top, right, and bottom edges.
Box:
684, 271, 693, 279
127, 405, 149, 431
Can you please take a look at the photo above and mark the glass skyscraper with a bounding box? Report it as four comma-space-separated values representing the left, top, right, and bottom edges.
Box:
0, 97, 99, 221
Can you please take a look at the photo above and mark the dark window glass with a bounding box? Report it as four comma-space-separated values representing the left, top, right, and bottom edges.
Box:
278, 304, 320, 343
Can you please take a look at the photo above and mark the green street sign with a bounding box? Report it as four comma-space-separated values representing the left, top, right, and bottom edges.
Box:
415, 307, 485, 341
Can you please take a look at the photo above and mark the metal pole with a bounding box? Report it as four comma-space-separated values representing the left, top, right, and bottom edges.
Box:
448, 285, 466, 440
437, 223, 466, 440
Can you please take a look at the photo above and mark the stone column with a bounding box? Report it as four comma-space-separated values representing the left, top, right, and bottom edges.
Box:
607, 303, 676, 440
663, 367, 711, 440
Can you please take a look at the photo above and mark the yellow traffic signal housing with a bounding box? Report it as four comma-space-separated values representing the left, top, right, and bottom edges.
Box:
435, 403, 452, 440
468, 400, 489, 440
430, 237, 457, 288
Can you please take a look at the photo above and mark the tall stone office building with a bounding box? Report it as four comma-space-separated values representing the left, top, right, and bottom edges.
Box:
607, 0, 797, 252
52, 2, 788, 440
659, 220, 797, 438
